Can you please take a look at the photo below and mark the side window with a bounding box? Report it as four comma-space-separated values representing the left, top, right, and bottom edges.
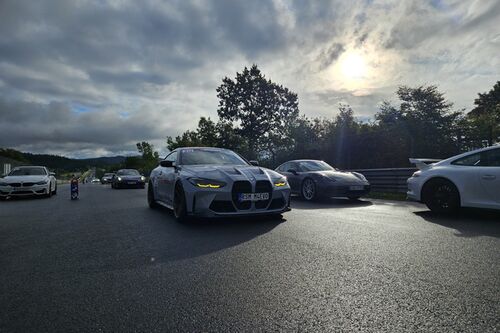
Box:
294, 162, 304, 172
279, 162, 290, 172
481, 149, 500, 167
452, 153, 481, 166
165, 151, 177, 164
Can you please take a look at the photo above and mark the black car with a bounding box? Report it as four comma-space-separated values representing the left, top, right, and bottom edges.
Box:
100, 173, 115, 184
111, 169, 145, 189
275, 160, 370, 201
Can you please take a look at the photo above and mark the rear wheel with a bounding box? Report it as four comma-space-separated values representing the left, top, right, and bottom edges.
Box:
147, 182, 158, 209
423, 178, 460, 213
173, 183, 188, 222
301, 178, 317, 201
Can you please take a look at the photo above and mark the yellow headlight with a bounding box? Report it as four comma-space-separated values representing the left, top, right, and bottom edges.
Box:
274, 181, 287, 187
196, 183, 221, 188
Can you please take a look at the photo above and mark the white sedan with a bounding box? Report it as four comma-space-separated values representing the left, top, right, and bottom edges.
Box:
0, 166, 57, 199
407, 145, 500, 212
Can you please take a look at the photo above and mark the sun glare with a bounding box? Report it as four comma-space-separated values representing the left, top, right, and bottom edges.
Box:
340, 53, 367, 79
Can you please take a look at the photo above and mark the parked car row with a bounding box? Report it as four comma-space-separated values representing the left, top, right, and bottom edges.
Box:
1, 145, 498, 217
146, 147, 371, 222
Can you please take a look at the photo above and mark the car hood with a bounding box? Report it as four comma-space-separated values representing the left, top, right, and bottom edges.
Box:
1, 175, 49, 183
180, 165, 284, 182
312, 170, 368, 184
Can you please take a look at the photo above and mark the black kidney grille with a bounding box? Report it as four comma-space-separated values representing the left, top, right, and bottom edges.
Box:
255, 180, 272, 209
23, 182, 35, 187
232, 181, 252, 210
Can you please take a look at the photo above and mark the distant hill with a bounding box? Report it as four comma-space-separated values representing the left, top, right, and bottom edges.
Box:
23, 153, 128, 171
1, 148, 129, 172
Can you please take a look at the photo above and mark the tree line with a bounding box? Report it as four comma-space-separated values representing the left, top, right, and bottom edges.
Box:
165, 65, 499, 169
2, 65, 498, 175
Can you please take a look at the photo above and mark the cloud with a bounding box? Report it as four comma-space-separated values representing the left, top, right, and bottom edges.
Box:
0, 0, 498, 157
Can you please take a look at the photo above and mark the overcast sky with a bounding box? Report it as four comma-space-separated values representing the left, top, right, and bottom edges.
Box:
0, 0, 499, 158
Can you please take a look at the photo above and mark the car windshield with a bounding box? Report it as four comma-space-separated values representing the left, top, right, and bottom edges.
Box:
116, 170, 139, 175
9, 167, 47, 176
298, 161, 335, 172
181, 149, 248, 166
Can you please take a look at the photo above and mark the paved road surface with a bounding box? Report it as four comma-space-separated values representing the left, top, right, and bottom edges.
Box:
1, 184, 499, 332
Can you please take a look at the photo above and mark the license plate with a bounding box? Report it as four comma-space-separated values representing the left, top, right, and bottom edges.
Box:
349, 185, 364, 191
128, 182, 136, 185
238, 193, 269, 202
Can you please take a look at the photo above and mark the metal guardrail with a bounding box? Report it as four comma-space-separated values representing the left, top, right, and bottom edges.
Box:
350, 168, 417, 193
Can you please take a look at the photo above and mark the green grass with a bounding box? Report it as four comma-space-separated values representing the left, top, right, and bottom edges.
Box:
366, 191, 407, 201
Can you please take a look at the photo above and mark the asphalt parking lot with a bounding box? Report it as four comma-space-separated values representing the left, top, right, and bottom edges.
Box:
1, 184, 499, 332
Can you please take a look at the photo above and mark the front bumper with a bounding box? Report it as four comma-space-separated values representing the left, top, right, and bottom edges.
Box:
0, 184, 49, 197
114, 180, 145, 188
183, 180, 292, 218
317, 182, 371, 198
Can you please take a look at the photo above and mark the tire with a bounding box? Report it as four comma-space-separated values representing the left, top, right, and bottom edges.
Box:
173, 183, 188, 222
147, 182, 158, 209
422, 178, 460, 213
301, 178, 317, 201
53, 184, 57, 195
46, 183, 53, 198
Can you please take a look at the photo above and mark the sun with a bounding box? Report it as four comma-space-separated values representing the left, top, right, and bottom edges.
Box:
340, 52, 367, 79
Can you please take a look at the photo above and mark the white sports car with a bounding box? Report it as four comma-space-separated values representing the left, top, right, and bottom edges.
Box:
407, 145, 500, 212
0, 166, 57, 199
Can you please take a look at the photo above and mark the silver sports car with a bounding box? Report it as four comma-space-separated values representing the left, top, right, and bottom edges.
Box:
148, 147, 291, 221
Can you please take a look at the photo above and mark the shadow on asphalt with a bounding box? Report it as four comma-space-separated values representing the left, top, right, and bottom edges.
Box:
0, 195, 51, 201
414, 209, 500, 238
291, 196, 373, 210
139, 205, 284, 263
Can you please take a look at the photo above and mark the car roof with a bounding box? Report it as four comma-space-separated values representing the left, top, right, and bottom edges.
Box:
283, 159, 323, 163
14, 165, 46, 168
438, 144, 500, 165
176, 147, 230, 151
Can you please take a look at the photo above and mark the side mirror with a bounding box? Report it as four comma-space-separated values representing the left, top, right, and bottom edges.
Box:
249, 160, 259, 166
160, 160, 174, 168
49, 172, 56, 176
287, 169, 298, 175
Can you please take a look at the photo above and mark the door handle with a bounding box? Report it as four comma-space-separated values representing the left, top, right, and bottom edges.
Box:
482, 175, 496, 180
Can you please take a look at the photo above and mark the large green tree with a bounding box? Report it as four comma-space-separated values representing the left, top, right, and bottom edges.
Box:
216, 65, 299, 160
376, 85, 462, 159
466, 81, 500, 146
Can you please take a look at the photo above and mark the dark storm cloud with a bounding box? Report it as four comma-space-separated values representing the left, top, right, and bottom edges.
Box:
317, 43, 346, 70
0, 98, 160, 145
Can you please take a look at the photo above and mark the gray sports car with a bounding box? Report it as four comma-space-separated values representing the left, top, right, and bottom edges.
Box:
275, 160, 370, 201
148, 147, 291, 221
